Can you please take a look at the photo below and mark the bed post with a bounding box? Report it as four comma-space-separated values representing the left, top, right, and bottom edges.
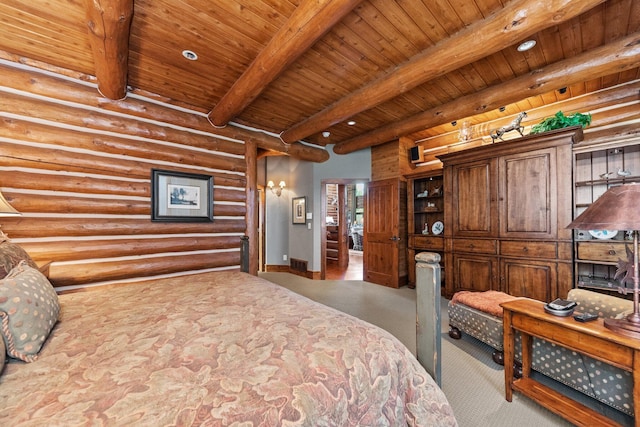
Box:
240, 235, 249, 273
415, 252, 442, 387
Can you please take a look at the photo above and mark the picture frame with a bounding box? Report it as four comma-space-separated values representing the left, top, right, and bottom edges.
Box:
151, 169, 213, 222
292, 196, 306, 224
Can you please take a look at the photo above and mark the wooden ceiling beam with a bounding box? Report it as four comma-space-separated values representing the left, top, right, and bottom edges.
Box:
84, 0, 134, 100
334, 33, 640, 154
280, 0, 606, 144
207, 0, 365, 127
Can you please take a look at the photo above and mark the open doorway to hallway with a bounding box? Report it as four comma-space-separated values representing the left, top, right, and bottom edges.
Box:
322, 180, 366, 280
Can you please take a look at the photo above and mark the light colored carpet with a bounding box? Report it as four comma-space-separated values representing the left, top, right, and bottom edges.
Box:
259, 272, 632, 427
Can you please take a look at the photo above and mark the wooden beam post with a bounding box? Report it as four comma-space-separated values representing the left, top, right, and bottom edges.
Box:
334, 32, 640, 154
245, 139, 259, 275
280, 0, 606, 144
84, 0, 134, 100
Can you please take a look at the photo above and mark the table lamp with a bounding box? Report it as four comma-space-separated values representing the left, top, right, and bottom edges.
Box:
567, 183, 640, 338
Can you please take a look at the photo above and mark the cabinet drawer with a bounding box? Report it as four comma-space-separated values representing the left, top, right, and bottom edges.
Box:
452, 239, 497, 254
410, 235, 444, 250
577, 241, 630, 262
500, 241, 557, 259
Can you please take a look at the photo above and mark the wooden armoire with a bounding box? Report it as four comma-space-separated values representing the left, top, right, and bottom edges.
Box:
438, 127, 583, 301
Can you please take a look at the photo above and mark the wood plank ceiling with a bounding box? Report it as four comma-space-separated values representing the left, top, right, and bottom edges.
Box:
0, 0, 639, 161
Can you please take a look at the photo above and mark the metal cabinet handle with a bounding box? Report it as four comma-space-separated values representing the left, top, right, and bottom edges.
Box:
609, 250, 616, 255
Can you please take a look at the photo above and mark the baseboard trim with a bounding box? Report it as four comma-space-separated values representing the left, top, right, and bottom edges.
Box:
265, 264, 289, 273
265, 265, 321, 280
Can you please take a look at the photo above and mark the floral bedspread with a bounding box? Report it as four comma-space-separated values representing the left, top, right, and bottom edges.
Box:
0, 271, 456, 426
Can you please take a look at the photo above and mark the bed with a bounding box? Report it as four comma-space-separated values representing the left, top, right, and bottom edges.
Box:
0, 268, 456, 426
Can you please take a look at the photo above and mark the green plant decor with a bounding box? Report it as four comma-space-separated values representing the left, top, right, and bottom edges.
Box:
530, 111, 592, 134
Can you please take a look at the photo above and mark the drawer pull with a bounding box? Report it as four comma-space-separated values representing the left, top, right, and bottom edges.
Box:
522, 247, 528, 252
609, 250, 617, 255
468, 244, 475, 249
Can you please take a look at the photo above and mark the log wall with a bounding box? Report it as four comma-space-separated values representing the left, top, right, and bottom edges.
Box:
0, 60, 249, 290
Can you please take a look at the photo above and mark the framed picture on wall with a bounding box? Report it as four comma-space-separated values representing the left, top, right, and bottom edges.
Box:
292, 196, 306, 224
151, 169, 213, 222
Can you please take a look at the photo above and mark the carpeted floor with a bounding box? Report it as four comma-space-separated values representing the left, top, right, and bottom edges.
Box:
259, 272, 632, 427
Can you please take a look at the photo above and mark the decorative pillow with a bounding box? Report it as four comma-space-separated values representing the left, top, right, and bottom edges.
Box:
450, 290, 520, 318
0, 231, 38, 279
0, 261, 59, 362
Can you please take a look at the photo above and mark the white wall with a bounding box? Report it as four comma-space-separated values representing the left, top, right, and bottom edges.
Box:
265, 156, 290, 266
265, 145, 371, 272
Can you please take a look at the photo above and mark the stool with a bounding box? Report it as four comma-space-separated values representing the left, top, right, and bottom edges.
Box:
447, 290, 519, 365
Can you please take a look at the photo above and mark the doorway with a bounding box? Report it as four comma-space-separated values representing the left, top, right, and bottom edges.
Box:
321, 179, 367, 280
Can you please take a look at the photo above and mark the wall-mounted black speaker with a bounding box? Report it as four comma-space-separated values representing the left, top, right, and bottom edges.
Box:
409, 146, 424, 163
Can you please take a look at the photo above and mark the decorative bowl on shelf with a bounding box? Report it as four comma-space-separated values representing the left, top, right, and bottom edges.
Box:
588, 230, 618, 240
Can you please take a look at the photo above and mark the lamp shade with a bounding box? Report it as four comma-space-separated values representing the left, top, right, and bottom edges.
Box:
0, 190, 20, 216
567, 183, 640, 230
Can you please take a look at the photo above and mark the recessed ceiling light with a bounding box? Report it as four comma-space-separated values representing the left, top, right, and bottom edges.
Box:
347, 120, 356, 126
322, 131, 331, 138
182, 50, 198, 61
517, 40, 536, 52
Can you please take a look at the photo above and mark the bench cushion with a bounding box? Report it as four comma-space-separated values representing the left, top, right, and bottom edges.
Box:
450, 290, 519, 317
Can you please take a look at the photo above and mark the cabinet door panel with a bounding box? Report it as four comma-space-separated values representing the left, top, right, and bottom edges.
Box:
499, 149, 557, 239
502, 259, 556, 301
452, 160, 497, 237
452, 254, 497, 292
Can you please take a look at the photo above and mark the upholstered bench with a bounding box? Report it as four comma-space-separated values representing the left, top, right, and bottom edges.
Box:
448, 289, 635, 417
447, 290, 519, 365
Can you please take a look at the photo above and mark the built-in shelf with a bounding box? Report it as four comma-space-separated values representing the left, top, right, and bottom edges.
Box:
573, 141, 640, 294
406, 171, 444, 287
575, 176, 640, 187
415, 208, 442, 214
577, 275, 624, 290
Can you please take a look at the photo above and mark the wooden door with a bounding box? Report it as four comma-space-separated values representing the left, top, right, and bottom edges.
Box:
337, 184, 349, 269
364, 178, 407, 288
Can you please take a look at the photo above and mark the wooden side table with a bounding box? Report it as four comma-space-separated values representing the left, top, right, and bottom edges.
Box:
501, 298, 640, 427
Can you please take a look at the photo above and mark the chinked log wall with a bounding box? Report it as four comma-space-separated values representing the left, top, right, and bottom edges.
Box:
0, 60, 250, 290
